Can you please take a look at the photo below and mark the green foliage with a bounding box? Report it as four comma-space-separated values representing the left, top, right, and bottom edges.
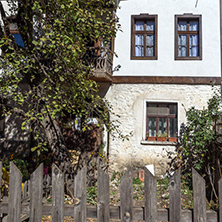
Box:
0, 0, 120, 169
170, 88, 222, 200
133, 176, 143, 185
3, 158, 29, 181
87, 186, 97, 205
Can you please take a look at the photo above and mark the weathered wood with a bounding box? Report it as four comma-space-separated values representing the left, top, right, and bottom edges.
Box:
144, 167, 157, 222
0, 161, 2, 199
192, 168, 207, 222
169, 168, 181, 222
0, 201, 219, 221
219, 177, 222, 222
22, 181, 28, 199
7, 162, 22, 222
52, 164, 64, 222
97, 166, 110, 222
120, 168, 133, 222
74, 166, 87, 222
30, 163, 43, 222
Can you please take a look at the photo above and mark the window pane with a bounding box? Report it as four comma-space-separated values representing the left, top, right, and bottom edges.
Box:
169, 118, 177, 137
135, 21, 144, 31
135, 35, 144, 45
158, 105, 168, 115
178, 21, 187, 31
178, 46, 187, 57
12, 33, 25, 48
148, 104, 157, 115
135, 35, 144, 56
190, 35, 199, 46
135, 46, 144, 56
146, 47, 154, 56
178, 35, 187, 45
189, 46, 199, 57
189, 21, 199, 31
146, 21, 155, 31
148, 117, 156, 136
169, 105, 177, 114
146, 35, 154, 46
158, 118, 167, 136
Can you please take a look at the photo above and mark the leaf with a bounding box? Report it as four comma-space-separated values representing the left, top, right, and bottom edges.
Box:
59, 76, 65, 82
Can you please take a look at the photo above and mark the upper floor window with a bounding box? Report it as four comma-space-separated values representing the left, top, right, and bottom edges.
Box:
131, 14, 157, 60
175, 14, 202, 60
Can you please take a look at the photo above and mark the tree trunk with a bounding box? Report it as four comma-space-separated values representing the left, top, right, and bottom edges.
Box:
42, 112, 76, 176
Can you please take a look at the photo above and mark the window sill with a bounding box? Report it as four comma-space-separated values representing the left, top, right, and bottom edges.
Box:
140, 140, 177, 146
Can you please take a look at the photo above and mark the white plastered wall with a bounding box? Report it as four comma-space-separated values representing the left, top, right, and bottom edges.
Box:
106, 84, 219, 175
113, 0, 221, 77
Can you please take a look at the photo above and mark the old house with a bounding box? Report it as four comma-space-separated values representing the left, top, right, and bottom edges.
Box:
105, 0, 222, 174
1, 0, 222, 176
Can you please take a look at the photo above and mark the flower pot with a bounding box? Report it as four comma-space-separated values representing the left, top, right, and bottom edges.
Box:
168, 137, 177, 142
156, 137, 167, 141
147, 137, 156, 141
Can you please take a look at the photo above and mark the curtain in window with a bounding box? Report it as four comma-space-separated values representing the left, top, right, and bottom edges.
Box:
178, 21, 187, 31
135, 35, 144, 56
189, 21, 199, 31
189, 35, 199, 57
178, 35, 187, 57
146, 35, 154, 56
135, 21, 144, 31
169, 118, 177, 137
158, 118, 167, 136
146, 21, 154, 31
148, 117, 156, 137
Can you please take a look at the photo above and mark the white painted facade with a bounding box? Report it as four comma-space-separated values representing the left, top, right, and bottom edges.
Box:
113, 0, 221, 77
105, 0, 222, 174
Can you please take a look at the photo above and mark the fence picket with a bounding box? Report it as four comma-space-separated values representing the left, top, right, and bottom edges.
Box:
0, 161, 2, 200
120, 168, 133, 222
219, 177, 222, 222
30, 163, 43, 222
169, 168, 181, 222
2, 163, 222, 221
7, 162, 22, 222
74, 166, 87, 222
52, 164, 64, 222
144, 167, 157, 222
192, 168, 207, 222
97, 166, 110, 222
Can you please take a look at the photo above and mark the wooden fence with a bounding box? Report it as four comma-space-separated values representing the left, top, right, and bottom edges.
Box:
0, 162, 222, 221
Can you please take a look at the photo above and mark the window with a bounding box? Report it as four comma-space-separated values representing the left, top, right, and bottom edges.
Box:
146, 102, 178, 140
175, 14, 202, 60
9, 21, 24, 48
131, 14, 157, 60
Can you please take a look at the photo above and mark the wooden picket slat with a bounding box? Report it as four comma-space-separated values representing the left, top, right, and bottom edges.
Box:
74, 166, 87, 222
2, 164, 222, 222
192, 168, 207, 222
7, 162, 22, 222
219, 177, 222, 222
169, 168, 181, 222
120, 168, 133, 222
52, 164, 64, 222
97, 166, 110, 222
144, 167, 157, 222
30, 163, 43, 222
0, 161, 2, 199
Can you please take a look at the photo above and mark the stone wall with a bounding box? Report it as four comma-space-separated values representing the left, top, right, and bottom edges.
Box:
105, 83, 219, 175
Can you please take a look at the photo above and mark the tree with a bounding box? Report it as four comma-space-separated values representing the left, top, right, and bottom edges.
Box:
169, 88, 222, 201
0, 0, 118, 174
